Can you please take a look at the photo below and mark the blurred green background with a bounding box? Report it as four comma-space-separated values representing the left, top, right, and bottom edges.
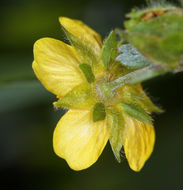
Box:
0, 0, 183, 189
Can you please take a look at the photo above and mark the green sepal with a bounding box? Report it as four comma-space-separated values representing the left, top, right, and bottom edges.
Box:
101, 31, 117, 68
125, 10, 183, 69
116, 44, 150, 69
120, 85, 163, 113
93, 102, 106, 122
114, 28, 125, 46
120, 102, 152, 125
79, 63, 95, 83
107, 108, 125, 162
61, 27, 98, 65
54, 83, 95, 109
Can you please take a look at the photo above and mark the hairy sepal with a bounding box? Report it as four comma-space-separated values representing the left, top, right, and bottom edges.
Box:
101, 31, 117, 69
62, 27, 98, 65
107, 108, 125, 162
120, 85, 162, 113
54, 83, 95, 109
120, 102, 153, 125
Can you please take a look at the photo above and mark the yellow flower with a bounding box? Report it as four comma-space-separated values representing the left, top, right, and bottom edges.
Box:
33, 17, 158, 171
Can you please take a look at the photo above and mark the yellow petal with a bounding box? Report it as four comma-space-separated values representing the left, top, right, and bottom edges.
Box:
123, 115, 155, 172
53, 109, 109, 170
59, 17, 102, 57
33, 38, 85, 96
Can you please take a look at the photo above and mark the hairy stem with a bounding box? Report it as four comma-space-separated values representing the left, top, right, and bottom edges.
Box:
110, 64, 169, 90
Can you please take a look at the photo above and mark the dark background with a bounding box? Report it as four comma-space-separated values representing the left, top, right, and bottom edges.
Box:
0, 0, 183, 189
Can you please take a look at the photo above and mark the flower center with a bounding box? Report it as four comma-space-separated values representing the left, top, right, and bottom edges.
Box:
95, 78, 116, 104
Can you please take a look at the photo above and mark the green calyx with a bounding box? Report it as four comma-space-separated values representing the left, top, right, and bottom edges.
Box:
56, 14, 169, 124
95, 80, 116, 103
93, 102, 106, 122
79, 63, 95, 83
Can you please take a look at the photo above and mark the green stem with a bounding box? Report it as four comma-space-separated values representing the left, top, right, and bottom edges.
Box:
110, 64, 168, 89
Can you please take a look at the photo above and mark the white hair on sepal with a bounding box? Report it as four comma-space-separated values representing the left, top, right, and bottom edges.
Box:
146, 0, 167, 6
53, 105, 68, 113
143, 87, 164, 114
120, 146, 126, 162
60, 26, 71, 45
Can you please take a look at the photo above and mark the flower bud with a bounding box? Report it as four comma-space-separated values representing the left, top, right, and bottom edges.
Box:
125, 5, 183, 71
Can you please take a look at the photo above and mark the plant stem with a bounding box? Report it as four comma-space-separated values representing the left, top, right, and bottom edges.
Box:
110, 64, 169, 90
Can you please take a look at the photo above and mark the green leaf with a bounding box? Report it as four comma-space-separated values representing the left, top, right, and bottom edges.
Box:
54, 83, 95, 109
120, 102, 152, 125
116, 44, 150, 69
93, 102, 106, 122
114, 28, 125, 46
101, 31, 117, 68
79, 63, 95, 83
62, 27, 98, 65
108, 108, 125, 162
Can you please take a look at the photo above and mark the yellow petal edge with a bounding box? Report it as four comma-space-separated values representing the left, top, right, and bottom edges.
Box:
123, 115, 155, 172
53, 109, 110, 171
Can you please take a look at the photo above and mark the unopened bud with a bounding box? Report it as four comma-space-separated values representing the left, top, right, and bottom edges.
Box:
125, 5, 183, 71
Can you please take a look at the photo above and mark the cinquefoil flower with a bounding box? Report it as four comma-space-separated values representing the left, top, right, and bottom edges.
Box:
33, 17, 160, 171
